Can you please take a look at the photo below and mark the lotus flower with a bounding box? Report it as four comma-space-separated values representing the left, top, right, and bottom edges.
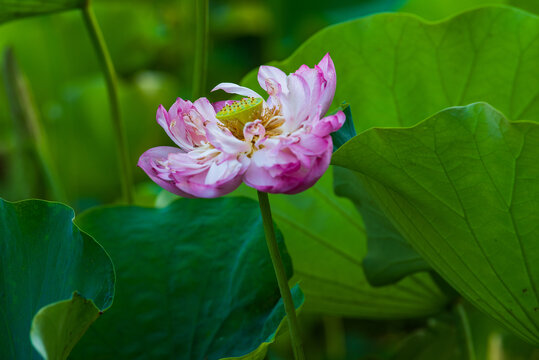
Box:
138, 53, 345, 198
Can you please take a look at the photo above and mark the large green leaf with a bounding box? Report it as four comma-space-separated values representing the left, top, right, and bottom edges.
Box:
329, 107, 428, 287
242, 5, 539, 284
72, 197, 303, 360
333, 167, 430, 286
509, 0, 539, 15
0, 0, 84, 24
333, 102, 539, 345
399, 0, 538, 20
0, 198, 115, 359
332, 107, 424, 286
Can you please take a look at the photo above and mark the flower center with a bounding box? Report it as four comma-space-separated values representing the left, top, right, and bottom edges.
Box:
215, 98, 285, 143
216, 97, 263, 128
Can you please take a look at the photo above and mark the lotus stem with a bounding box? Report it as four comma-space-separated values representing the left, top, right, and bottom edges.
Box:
3, 48, 67, 202
456, 301, 476, 360
82, 2, 134, 204
257, 191, 305, 360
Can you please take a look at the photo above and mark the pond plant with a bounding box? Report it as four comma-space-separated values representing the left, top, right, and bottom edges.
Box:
0, 0, 538, 359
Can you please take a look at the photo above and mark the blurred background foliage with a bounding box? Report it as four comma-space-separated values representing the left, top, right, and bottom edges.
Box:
1, 0, 539, 358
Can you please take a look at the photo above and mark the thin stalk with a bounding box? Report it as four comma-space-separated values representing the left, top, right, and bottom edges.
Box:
192, 0, 209, 99
456, 302, 477, 360
257, 191, 305, 360
2, 48, 30, 199
82, 2, 133, 204
3, 48, 67, 202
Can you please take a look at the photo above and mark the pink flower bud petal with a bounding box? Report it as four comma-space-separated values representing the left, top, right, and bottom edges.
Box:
312, 111, 346, 137
316, 53, 337, 115
139, 146, 249, 198
278, 74, 311, 133
156, 99, 207, 152
258, 65, 288, 94
205, 122, 251, 154
138, 146, 194, 198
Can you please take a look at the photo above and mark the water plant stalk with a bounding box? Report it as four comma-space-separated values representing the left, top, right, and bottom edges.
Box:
3, 48, 67, 202
257, 191, 306, 360
456, 302, 477, 360
82, 1, 134, 204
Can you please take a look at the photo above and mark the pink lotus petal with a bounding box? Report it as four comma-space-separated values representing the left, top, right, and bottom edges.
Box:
312, 110, 346, 137
291, 133, 330, 156
205, 122, 251, 154
278, 74, 311, 133
156, 99, 207, 152
140, 146, 248, 198
243, 129, 333, 194
137, 146, 193, 198
212, 100, 237, 113
257, 65, 288, 95
193, 97, 219, 123
316, 53, 337, 115
211, 82, 262, 99
243, 120, 266, 143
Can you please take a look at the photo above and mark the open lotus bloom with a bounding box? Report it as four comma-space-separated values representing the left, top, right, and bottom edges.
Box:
138, 53, 345, 198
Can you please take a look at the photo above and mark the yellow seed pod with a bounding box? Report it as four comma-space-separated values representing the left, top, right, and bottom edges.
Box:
216, 97, 263, 126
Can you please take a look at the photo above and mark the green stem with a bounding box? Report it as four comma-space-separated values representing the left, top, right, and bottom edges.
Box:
82, 2, 133, 204
257, 191, 305, 360
456, 302, 476, 360
3, 48, 67, 202
3, 48, 32, 200
192, 0, 209, 99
